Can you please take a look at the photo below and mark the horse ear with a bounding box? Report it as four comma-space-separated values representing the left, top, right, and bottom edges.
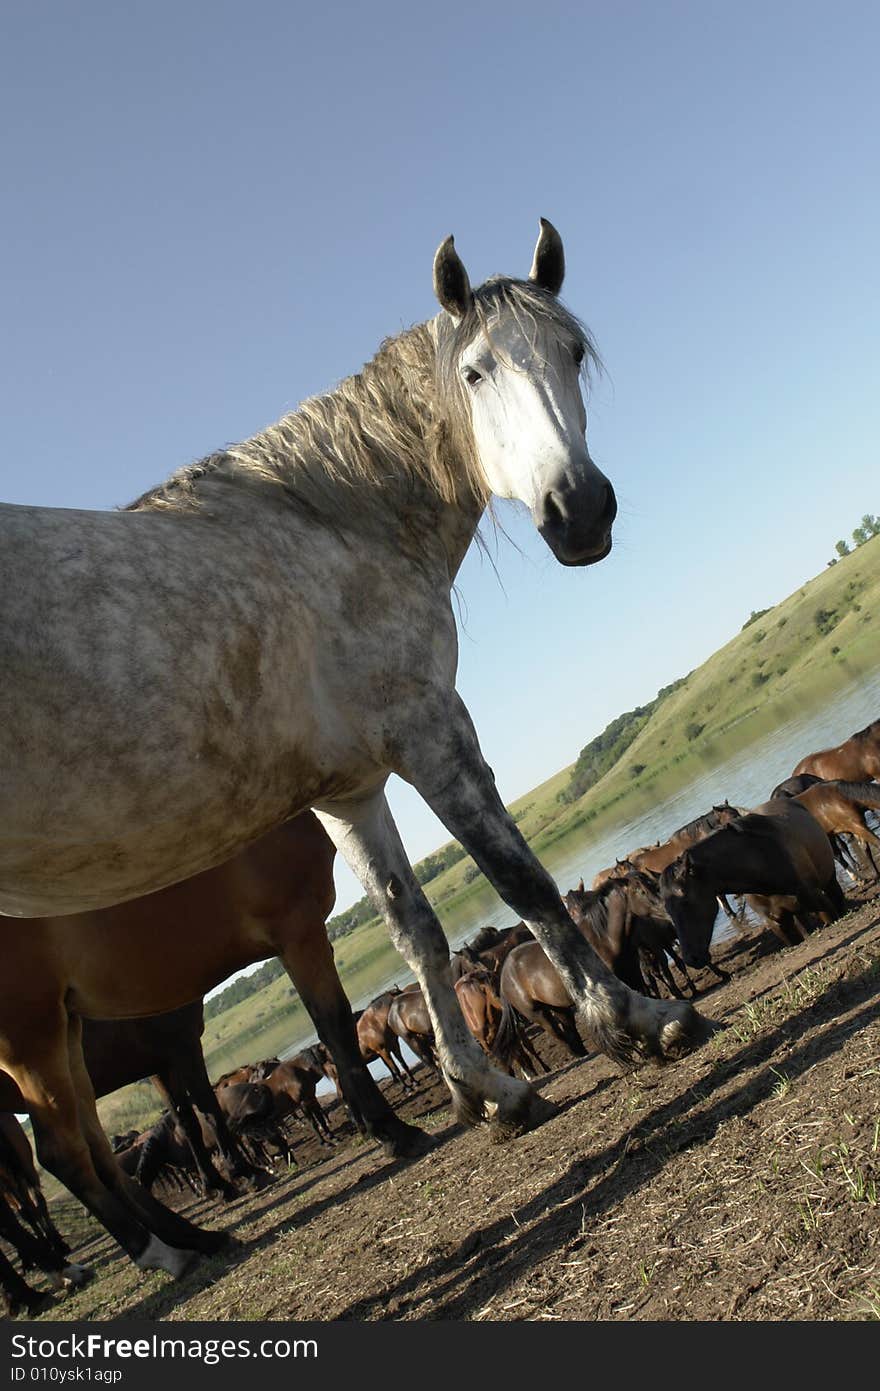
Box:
529, 217, 565, 294
433, 235, 474, 320
577, 877, 585, 892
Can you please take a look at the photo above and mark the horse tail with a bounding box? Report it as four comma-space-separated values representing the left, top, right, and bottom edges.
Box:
134, 1132, 166, 1192
490, 998, 522, 1072
828, 779, 880, 809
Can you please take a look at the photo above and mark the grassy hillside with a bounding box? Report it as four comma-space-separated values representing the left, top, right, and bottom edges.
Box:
94, 535, 880, 1138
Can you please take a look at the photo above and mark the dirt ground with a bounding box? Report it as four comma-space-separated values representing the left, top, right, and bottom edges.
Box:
22, 887, 880, 1324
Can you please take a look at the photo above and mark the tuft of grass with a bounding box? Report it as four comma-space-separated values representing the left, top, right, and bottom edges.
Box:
770, 1067, 791, 1098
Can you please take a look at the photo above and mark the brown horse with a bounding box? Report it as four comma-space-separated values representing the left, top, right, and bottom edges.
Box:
386, 971, 544, 1079
499, 941, 587, 1059
501, 871, 698, 1060
659, 799, 846, 968
453, 967, 548, 1078
564, 872, 701, 996
627, 803, 742, 875
243, 1059, 336, 1147
0, 812, 422, 1283
792, 780, 880, 876
132, 1080, 289, 1193
387, 991, 441, 1073
355, 991, 419, 1092
793, 718, 880, 781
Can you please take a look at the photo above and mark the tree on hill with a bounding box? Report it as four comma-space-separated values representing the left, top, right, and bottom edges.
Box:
831, 512, 878, 563
557, 676, 688, 804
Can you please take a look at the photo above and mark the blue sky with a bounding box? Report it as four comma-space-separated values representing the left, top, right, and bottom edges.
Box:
1, 2, 878, 913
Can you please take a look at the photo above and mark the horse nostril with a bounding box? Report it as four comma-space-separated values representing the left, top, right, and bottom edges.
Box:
542, 491, 565, 529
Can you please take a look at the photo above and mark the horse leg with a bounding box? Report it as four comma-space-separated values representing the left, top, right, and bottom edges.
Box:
513, 1024, 551, 1077
369, 699, 711, 1072
63, 1015, 229, 1261
150, 1074, 238, 1202
163, 1056, 269, 1194
317, 790, 552, 1140
387, 1037, 419, 1089
275, 931, 427, 1157
301, 1098, 334, 1147
0, 1196, 62, 1285
7, 1046, 191, 1278
0, 1245, 51, 1318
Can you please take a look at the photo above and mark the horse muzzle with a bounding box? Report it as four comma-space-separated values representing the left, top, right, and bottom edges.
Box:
536, 475, 617, 567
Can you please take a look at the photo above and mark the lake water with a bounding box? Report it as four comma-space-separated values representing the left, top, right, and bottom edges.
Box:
302, 666, 880, 1081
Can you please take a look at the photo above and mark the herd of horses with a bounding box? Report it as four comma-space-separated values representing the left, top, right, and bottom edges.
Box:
1, 220, 877, 1316
3, 714, 878, 1315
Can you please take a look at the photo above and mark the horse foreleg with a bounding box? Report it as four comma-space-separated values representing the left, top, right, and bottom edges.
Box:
64, 1016, 228, 1263
275, 925, 427, 1157
385, 1039, 419, 1090
392, 696, 713, 1071
4, 1027, 186, 1277
150, 1074, 238, 1202
316, 789, 553, 1140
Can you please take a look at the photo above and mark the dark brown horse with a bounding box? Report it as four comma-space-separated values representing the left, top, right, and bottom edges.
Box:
454, 923, 534, 976
132, 1080, 289, 1193
0, 1115, 91, 1314
0, 812, 422, 1284
81, 1007, 264, 1201
500, 871, 698, 1060
770, 773, 876, 876
793, 718, 880, 781
659, 800, 846, 968
387, 990, 441, 1073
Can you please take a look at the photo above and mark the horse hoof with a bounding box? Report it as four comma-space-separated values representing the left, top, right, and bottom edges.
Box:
198, 1228, 233, 1256
659, 1003, 718, 1059
489, 1090, 559, 1144
381, 1124, 433, 1160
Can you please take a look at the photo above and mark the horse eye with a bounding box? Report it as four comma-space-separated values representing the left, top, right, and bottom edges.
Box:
573, 344, 585, 366
463, 366, 482, 387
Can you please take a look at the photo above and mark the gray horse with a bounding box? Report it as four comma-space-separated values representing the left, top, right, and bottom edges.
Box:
1, 221, 710, 1177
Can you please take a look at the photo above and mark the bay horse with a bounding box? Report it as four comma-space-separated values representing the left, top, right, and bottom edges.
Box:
769, 773, 875, 876
235, 1059, 336, 1147
793, 719, 880, 781
659, 800, 846, 969
499, 942, 587, 1060
0, 813, 419, 1280
500, 871, 699, 1060
386, 971, 544, 1079
791, 780, 880, 876
627, 803, 742, 875
0, 220, 710, 1143
355, 991, 419, 1092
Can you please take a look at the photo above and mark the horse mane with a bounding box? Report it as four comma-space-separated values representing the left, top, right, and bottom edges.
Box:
466, 924, 503, 953
125, 277, 598, 547
851, 719, 880, 744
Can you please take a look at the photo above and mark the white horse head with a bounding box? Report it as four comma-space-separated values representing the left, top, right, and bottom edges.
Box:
433, 219, 617, 566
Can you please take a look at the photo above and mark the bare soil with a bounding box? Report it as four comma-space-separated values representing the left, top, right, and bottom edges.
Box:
24, 888, 880, 1323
